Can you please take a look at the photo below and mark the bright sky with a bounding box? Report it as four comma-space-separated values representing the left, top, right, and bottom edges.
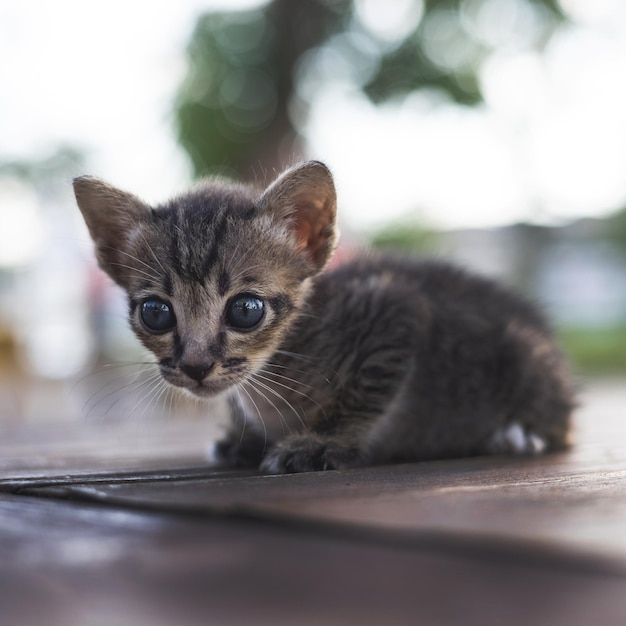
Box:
1, 0, 626, 251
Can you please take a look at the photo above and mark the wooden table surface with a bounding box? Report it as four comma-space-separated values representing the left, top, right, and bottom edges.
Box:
1, 379, 625, 626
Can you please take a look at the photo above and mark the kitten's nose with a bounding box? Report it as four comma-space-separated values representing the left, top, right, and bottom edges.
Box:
181, 361, 215, 382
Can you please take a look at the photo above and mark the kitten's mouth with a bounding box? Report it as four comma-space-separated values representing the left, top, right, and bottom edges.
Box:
187, 381, 227, 398
163, 373, 234, 398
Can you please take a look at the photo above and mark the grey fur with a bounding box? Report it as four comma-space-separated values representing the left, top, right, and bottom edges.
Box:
74, 161, 575, 474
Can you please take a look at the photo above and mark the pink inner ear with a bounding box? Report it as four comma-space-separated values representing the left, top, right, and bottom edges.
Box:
260, 162, 338, 269
294, 218, 313, 254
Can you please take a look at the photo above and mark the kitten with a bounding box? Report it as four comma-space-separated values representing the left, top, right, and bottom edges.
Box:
74, 161, 574, 474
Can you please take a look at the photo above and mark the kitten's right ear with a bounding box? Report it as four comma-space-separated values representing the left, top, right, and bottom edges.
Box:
258, 161, 338, 273
73, 176, 150, 287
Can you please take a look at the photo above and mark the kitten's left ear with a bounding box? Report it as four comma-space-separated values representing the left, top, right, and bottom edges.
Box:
259, 161, 338, 271
73, 176, 150, 288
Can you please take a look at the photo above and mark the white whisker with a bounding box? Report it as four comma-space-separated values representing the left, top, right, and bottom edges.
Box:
138, 376, 170, 422
244, 376, 292, 434
150, 377, 171, 419
109, 262, 162, 283
229, 262, 266, 284
71, 361, 153, 394
102, 245, 162, 280
137, 230, 169, 277
97, 370, 162, 420
129, 373, 168, 420
82, 366, 154, 416
271, 350, 338, 379
253, 370, 328, 422
238, 381, 268, 451
273, 349, 318, 363
232, 387, 248, 444
257, 367, 316, 391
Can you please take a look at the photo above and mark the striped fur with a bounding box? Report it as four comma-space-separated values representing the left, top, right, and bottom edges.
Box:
74, 161, 575, 474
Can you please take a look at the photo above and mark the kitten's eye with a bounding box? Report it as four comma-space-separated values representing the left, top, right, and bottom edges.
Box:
226, 294, 265, 331
140, 299, 176, 333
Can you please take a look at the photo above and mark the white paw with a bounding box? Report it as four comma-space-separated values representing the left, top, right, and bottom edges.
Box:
527, 432, 547, 454
488, 422, 546, 455
259, 454, 283, 475
204, 441, 220, 464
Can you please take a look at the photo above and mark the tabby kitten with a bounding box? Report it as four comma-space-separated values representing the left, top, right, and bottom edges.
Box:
74, 161, 574, 474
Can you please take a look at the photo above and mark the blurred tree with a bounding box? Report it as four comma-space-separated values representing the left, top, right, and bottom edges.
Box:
364, 0, 564, 105
176, 1, 351, 180
175, 0, 565, 180
606, 206, 626, 256
369, 221, 439, 254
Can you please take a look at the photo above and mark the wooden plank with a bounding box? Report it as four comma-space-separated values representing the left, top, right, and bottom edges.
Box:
5, 449, 626, 565
2, 379, 626, 565
1, 380, 626, 624
0, 420, 219, 479
1, 493, 626, 626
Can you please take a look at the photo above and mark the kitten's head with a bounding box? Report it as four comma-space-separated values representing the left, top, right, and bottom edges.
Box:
74, 161, 338, 397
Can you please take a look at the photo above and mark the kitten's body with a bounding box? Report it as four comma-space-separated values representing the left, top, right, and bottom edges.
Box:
74, 162, 574, 474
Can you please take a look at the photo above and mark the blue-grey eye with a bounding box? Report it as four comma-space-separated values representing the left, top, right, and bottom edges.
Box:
226, 294, 265, 330
140, 299, 176, 333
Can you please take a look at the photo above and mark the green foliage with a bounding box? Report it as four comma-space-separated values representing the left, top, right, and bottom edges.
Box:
369, 222, 440, 254
364, 0, 564, 105
559, 325, 626, 375
605, 206, 626, 255
175, 0, 566, 179
176, 1, 350, 179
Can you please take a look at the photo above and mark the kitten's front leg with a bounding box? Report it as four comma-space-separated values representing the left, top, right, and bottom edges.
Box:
211, 395, 268, 468
260, 434, 364, 474
212, 429, 267, 468
259, 346, 411, 474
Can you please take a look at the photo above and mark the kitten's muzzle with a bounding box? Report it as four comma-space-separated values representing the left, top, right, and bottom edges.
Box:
180, 361, 215, 383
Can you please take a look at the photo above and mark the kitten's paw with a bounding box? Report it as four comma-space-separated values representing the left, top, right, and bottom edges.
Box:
487, 422, 547, 456
210, 432, 267, 468
260, 436, 361, 474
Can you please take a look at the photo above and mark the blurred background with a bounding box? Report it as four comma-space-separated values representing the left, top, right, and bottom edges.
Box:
0, 0, 625, 430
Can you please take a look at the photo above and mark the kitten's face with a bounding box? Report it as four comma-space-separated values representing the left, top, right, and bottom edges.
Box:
123, 196, 315, 398
74, 161, 338, 398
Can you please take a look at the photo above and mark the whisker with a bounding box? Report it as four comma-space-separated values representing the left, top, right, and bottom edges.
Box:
228, 258, 267, 283
293, 312, 324, 321
90, 370, 162, 420
138, 376, 170, 422
109, 262, 163, 283
256, 367, 316, 391
252, 370, 315, 403
101, 245, 162, 279
273, 349, 319, 363
248, 374, 304, 432
82, 366, 154, 415
246, 353, 330, 382
148, 376, 171, 419
249, 359, 323, 380
252, 370, 328, 422
245, 377, 291, 434
232, 387, 248, 444
137, 230, 169, 278
225, 237, 243, 275
271, 349, 339, 379
166, 384, 176, 418
71, 361, 154, 394
128, 373, 168, 420
238, 382, 268, 452
113, 369, 163, 411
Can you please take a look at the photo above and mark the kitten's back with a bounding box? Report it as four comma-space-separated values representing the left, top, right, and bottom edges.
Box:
279, 254, 574, 461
